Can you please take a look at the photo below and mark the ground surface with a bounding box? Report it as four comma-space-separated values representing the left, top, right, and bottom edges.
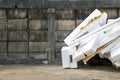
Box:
0, 65, 119, 80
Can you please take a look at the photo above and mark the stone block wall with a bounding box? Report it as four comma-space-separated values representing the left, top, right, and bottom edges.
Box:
0, 8, 118, 64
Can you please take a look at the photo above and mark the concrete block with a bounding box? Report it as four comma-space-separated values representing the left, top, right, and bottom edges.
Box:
8, 42, 28, 52
0, 0, 16, 8
29, 9, 47, 19
0, 53, 7, 58
77, 9, 93, 19
0, 42, 7, 52
55, 9, 74, 19
56, 42, 66, 58
100, 9, 117, 18
8, 53, 27, 59
56, 42, 66, 52
76, 9, 114, 20
8, 9, 27, 19
8, 19, 27, 30
55, 20, 75, 30
56, 31, 71, 41
29, 31, 48, 41
0, 31, 7, 41
15, 0, 31, 8
29, 42, 48, 52
8, 31, 28, 41
76, 20, 83, 27
0, 9, 6, 19
29, 20, 47, 30
61, 46, 77, 68
29, 53, 48, 59
0, 19, 7, 30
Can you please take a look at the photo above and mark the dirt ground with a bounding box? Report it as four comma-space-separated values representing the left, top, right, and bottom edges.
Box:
0, 65, 119, 80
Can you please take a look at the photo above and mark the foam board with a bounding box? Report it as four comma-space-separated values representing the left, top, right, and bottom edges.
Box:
109, 48, 120, 62
61, 47, 70, 68
61, 46, 77, 68
70, 17, 120, 47
73, 36, 98, 61
64, 9, 107, 46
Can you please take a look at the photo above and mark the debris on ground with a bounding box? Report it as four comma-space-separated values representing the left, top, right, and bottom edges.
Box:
61, 9, 120, 69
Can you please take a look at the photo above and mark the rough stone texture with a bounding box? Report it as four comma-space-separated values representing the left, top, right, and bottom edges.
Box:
8, 19, 27, 30
8, 42, 28, 52
29, 53, 48, 59
8, 9, 27, 19
47, 8, 56, 59
15, 0, 31, 8
0, 0, 16, 8
0, 31, 7, 41
100, 9, 117, 18
76, 20, 83, 27
56, 31, 71, 41
31, 0, 43, 8
8, 31, 28, 41
77, 9, 93, 19
29, 42, 48, 52
0, 53, 7, 58
8, 53, 27, 59
55, 9, 74, 19
55, 42, 66, 58
29, 31, 48, 41
0, 19, 7, 30
0, 42, 7, 52
56, 42, 66, 52
0, 9, 6, 19
77, 9, 117, 19
29, 9, 47, 19
55, 20, 75, 30
29, 20, 47, 30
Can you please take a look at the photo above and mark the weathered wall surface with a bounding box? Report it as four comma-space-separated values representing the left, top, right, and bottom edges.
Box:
0, 8, 118, 64
0, 0, 119, 64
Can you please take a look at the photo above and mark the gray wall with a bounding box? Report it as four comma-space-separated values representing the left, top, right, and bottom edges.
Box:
0, 8, 118, 64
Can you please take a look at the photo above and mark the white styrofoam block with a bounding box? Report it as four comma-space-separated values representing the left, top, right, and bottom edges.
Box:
109, 48, 120, 62
73, 50, 85, 62
69, 17, 120, 47
82, 36, 98, 56
73, 36, 98, 61
94, 20, 120, 48
70, 47, 78, 68
110, 43, 120, 52
73, 45, 85, 61
61, 47, 70, 68
100, 37, 120, 55
73, 18, 120, 62
61, 46, 77, 68
70, 58, 78, 68
107, 19, 116, 23
64, 9, 103, 46
108, 56, 120, 68
98, 30, 120, 49
114, 61, 120, 68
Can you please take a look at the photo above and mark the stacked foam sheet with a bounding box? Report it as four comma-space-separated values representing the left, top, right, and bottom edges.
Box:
61, 9, 120, 68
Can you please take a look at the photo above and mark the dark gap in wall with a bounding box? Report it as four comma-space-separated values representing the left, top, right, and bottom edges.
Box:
27, 9, 29, 59
6, 9, 9, 58
14, 5, 17, 8
117, 8, 119, 17
74, 9, 77, 28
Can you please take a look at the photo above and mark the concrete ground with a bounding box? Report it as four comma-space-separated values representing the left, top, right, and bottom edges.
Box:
0, 65, 119, 80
